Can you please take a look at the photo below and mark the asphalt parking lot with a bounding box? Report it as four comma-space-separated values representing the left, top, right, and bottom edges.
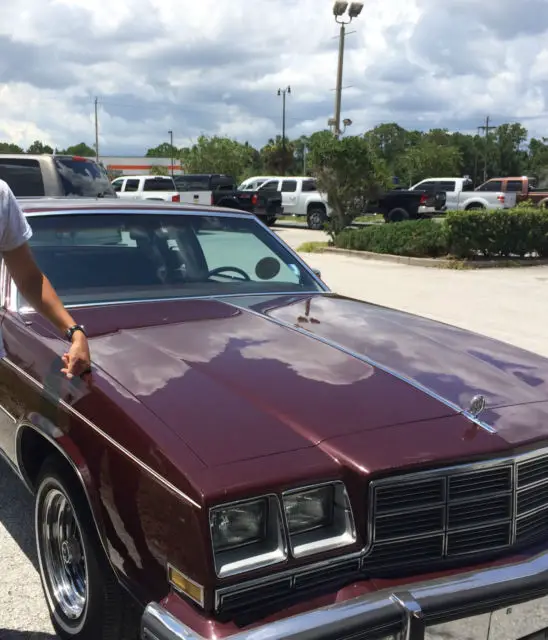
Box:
1, 224, 548, 638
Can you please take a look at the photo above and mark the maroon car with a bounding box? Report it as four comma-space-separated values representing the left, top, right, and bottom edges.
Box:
2, 199, 548, 640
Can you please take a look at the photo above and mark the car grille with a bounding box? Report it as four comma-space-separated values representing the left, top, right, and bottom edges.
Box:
216, 450, 548, 620
365, 450, 548, 573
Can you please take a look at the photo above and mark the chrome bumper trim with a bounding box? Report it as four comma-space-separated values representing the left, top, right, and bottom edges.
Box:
141, 546, 548, 640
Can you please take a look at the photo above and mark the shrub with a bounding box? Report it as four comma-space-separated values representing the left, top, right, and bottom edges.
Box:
446, 207, 548, 259
334, 220, 449, 258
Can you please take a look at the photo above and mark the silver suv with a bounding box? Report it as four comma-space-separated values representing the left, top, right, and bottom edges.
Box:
0, 154, 116, 198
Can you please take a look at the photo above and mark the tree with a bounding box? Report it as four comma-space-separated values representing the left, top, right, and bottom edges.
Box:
59, 142, 96, 157
146, 143, 177, 158
308, 135, 392, 238
179, 136, 257, 182
150, 165, 169, 176
27, 140, 53, 154
260, 136, 295, 175
0, 142, 24, 153
399, 140, 462, 186
528, 137, 548, 186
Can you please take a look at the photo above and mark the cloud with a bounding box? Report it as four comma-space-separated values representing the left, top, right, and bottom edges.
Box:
0, 0, 547, 154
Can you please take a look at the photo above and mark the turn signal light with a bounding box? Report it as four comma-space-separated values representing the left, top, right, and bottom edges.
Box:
168, 565, 204, 607
172, 194, 180, 202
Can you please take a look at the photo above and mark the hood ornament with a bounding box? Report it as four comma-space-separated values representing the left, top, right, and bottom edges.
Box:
468, 395, 486, 418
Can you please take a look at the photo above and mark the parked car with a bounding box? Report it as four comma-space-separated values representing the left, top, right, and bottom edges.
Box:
255, 176, 331, 230
4, 199, 548, 640
410, 177, 473, 212
478, 176, 548, 208
0, 154, 117, 198
411, 176, 517, 211
112, 174, 182, 202
174, 173, 283, 225
113, 174, 283, 225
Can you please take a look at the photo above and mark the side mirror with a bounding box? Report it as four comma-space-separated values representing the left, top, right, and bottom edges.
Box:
312, 268, 322, 279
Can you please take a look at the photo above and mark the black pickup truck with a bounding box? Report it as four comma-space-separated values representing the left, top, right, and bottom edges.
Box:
365, 189, 446, 222
173, 174, 283, 225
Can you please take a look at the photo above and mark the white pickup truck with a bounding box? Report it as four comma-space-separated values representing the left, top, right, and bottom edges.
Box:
111, 175, 181, 202
410, 177, 517, 211
244, 176, 331, 230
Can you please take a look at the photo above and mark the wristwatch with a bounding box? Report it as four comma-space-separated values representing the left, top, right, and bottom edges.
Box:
65, 324, 87, 341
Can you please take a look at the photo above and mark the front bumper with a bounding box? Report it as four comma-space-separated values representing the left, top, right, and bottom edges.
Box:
141, 548, 548, 640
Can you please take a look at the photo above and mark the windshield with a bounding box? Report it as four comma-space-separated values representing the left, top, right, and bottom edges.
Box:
20, 213, 323, 308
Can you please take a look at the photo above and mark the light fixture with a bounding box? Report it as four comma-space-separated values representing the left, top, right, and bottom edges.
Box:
333, 1, 349, 16
348, 1, 364, 18
343, 118, 353, 126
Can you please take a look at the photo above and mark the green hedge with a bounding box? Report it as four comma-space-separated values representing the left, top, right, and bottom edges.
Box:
445, 208, 548, 259
333, 208, 548, 260
334, 219, 449, 257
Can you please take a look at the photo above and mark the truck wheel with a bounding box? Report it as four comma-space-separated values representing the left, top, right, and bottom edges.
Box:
465, 204, 485, 211
265, 216, 277, 227
307, 206, 327, 230
386, 208, 409, 223
35, 457, 139, 640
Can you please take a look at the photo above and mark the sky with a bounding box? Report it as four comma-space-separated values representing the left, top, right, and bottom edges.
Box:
0, 0, 547, 155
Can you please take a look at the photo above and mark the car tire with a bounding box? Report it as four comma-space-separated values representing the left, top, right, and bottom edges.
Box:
35, 457, 139, 640
465, 204, 485, 211
385, 207, 410, 223
307, 206, 327, 230
265, 216, 277, 226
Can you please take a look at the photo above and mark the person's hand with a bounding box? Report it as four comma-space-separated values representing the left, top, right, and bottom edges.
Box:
61, 332, 92, 380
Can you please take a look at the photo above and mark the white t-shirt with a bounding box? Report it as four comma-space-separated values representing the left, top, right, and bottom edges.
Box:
0, 179, 33, 356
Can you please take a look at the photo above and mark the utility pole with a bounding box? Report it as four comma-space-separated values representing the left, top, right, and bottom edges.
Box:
168, 130, 174, 177
332, 2, 363, 138
333, 22, 346, 139
277, 86, 291, 176
477, 115, 496, 183
94, 97, 99, 162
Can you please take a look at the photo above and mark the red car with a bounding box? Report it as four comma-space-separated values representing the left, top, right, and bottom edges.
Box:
2, 199, 548, 640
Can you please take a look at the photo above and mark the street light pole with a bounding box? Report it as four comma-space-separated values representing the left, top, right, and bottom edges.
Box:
332, 1, 364, 139
168, 130, 174, 177
277, 86, 291, 175
333, 22, 346, 139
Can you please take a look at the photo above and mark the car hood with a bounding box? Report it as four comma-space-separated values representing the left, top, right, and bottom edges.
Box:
73, 294, 548, 469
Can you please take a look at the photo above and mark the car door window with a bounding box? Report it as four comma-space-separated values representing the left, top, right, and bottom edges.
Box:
506, 180, 523, 192
260, 180, 281, 192
417, 181, 436, 192
124, 179, 140, 192
440, 181, 456, 191
477, 180, 503, 192
112, 179, 124, 192
0, 158, 45, 196
281, 180, 297, 193
301, 180, 317, 192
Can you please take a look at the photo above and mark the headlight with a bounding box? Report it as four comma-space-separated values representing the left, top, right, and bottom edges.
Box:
210, 496, 286, 578
211, 499, 266, 551
284, 485, 334, 534
283, 482, 356, 558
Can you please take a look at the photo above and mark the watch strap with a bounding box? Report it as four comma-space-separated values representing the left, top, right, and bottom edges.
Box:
65, 324, 87, 341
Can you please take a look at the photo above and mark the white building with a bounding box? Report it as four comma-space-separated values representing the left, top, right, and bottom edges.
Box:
97, 156, 184, 177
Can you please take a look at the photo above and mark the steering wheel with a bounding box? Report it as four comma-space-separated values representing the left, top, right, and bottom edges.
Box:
208, 266, 251, 281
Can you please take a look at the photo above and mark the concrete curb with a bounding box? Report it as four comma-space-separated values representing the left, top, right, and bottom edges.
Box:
309, 247, 548, 269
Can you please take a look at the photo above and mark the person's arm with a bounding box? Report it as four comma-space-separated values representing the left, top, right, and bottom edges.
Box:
0, 181, 90, 378
4, 242, 91, 378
